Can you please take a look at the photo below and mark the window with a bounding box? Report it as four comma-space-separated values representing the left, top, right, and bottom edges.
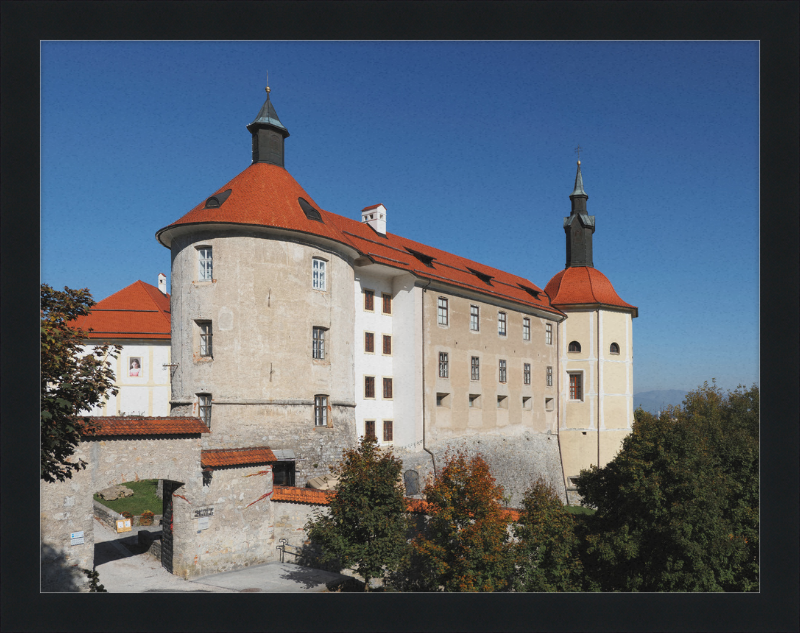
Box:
364, 332, 374, 353
498, 312, 507, 336
497, 395, 508, 409
523, 317, 530, 341
470, 305, 480, 331
546, 323, 553, 345
312, 327, 326, 359
383, 377, 393, 399
439, 352, 449, 378
436, 393, 450, 407
499, 359, 507, 383
198, 321, 213, 357
365, 420, 376, 440
382, 293, 392, 315
568, 341, 581, 353
364, 376, 375, 399
546, 366, 553, 387
522, 396, 532, 410
198, 394, 211, 427
469, 394, 481, 408
272, 461, 296, 486
198, 247, 213, 281
610, 342, 620, 355
437, 297, 448, 325
364, 289, 374, 311
383, 420, 393, 442
524, 363, 531, 385
314, 395, 328, 426
471, 356, 480, 381
312, 258, 326, 290
382, 335, 392, 355
299, 197, 322, 222
569, 373, 583, 400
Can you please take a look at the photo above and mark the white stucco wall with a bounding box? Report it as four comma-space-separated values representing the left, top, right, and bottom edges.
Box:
84, 340, 171, 416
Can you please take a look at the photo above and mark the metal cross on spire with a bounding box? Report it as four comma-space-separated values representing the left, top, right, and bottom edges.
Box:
574, 144, 582, 163
265, 70, 271, 94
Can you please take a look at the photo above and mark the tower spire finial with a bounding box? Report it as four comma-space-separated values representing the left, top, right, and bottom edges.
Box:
574, 144, 582, 163
266, 70, 270, 95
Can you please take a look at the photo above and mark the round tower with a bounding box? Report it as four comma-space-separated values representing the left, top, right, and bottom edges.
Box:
544, 161, 638, 504
156, 86, 359, 486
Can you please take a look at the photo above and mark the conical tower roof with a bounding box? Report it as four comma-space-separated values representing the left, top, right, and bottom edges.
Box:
570, 160, 587, 198
246, 89, 289, 135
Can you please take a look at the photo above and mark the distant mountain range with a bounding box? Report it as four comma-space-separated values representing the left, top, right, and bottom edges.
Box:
633, 390, 689, 414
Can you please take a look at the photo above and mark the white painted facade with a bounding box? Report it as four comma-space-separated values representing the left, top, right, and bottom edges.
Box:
85, 340, 172, 416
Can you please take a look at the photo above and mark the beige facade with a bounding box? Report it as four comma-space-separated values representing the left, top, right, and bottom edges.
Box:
557, 306, 634, 499
422, 285, 561, 442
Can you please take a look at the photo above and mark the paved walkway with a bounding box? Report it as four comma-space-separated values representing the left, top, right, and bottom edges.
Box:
92, 519, 351, 592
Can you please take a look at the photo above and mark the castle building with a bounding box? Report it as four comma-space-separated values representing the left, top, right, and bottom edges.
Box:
43, 85, 639, 588
152, 86, 637, 498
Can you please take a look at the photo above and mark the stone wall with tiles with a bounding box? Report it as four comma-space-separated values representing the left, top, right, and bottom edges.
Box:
40, 434, 202, 591
185, 463, 276, 578
394, 431, 567, 509
198, 403, 356, 487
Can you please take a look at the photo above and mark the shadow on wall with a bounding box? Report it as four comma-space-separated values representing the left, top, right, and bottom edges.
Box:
41, 542, 86, 592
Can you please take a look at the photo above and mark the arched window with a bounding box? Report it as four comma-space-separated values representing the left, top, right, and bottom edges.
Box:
610, 342, 620, 354
568, 341, 581, 353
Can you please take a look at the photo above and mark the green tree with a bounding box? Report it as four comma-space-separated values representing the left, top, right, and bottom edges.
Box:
41, 284, 120, 482
513, 478, 584, 592
576, 381, 759, 592
305, 436, 410, 590
407, 451, 515, 592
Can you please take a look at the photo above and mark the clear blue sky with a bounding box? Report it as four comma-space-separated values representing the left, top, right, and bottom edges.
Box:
41, 41, 759, 394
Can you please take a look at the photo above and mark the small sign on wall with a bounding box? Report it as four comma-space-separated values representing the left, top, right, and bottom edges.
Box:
198, 516, 210, 530
70, 531, 85, 546
194, 507, 214, 518
116, 518, 132, 533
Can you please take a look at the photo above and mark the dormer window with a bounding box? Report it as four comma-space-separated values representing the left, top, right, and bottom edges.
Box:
518, 284, 540, 300
299, 197, 323, 222
404, 247, 435, 268
568, 341, 581, 353
203, 189, 232, 209
467, 267, 493, 285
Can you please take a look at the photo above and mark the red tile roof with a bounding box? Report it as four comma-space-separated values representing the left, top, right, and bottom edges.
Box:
272, 486, 334, 505
361, 203, 383, 211
201, 447, 278, 469
544, 266, 637, 316
72, 280, 171, 340
80, 416, 209, 436
157, 164, 564, 317
272, 487, 522, 521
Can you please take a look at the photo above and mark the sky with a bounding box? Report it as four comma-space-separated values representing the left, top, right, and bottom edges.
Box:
40, 41, 759, 394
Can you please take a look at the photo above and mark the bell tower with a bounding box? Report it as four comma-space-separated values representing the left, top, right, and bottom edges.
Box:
564, 161, 595, 268
246, 83, 290, 167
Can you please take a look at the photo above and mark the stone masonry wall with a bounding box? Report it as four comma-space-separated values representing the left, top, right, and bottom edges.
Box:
272, 501, 329, 565
41, 435, 202, 591
394, 431, 567, 508
184, 464, 276, 578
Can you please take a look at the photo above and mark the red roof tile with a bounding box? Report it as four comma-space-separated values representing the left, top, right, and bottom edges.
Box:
80, 416, 209, 436
157, 164, 564, 317
361, 203, 383, 211
201, 447, 278, 469
271, 487, 522, 521
544, 267, 637, 316
72, 280, 171, 340
272, 486, 334, 505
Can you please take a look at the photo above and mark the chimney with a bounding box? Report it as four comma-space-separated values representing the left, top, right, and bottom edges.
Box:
158, 273, 167, 295
361, 204, 387, 235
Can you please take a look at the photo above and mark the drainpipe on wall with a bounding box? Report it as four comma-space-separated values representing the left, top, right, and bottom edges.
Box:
421, 280, 436, 477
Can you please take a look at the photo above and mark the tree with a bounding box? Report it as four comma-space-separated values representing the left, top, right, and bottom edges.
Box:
576, 381, 759, 591
513, 478, 584, 592
41, 284, 120, 482
305, 436, 410, 590
407, 451, 515, 592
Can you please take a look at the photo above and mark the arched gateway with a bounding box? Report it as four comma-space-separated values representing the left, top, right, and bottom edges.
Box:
41, 417, 278, 591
